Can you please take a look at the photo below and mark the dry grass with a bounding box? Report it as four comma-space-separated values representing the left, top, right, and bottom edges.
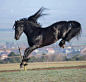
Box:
0, 61, 86, 71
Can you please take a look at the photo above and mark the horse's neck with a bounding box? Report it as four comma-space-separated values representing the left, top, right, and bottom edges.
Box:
23, 27, 31, 37
24, 26, 41, 37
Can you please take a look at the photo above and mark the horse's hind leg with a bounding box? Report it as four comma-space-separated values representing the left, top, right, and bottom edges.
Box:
59, 40, 65, 48
59, 27, 80, 48
59, 30, 73, 48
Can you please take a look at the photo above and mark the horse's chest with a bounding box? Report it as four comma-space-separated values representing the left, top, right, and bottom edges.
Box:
29, 35, 43, 45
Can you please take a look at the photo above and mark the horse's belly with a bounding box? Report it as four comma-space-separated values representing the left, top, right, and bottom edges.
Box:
42, 36, 58, 46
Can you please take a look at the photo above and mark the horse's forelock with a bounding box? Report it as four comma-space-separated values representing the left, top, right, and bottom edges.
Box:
12, 20, 18, 30
12, 22, 16, 30
12, 24, 15, 30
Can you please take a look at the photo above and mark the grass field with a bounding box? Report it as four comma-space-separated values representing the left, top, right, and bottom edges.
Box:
0, 68, 86, 82
0, 61, 86, 71
0, 61, 86, 82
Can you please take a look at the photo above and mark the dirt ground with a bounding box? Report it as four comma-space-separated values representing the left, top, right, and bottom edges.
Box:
0, 65, 86, 72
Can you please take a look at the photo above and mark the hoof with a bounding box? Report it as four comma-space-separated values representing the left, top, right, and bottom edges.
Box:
61, 44, 65, 48
20, 63, 24, 68
24, 63, 28, 66
20, 61, 28, 68
20, 58, 30, 68
20, 65, 23, 68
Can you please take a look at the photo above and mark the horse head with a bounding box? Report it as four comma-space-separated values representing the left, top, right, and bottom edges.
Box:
13, 20, 25, 40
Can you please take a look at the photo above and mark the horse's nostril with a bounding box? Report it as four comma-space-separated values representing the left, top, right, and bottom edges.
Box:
16, 33, 19, 35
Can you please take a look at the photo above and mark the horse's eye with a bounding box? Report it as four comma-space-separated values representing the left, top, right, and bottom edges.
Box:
20, 27, 23, 31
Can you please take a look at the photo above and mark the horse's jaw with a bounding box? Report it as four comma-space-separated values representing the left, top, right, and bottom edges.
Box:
15, 38, 19, 40
15, 35, 20, 40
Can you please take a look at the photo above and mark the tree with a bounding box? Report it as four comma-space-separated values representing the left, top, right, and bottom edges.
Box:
29, 56, 37, 62
8, 52, 21, 63
41, 53, 47, 62
8, 52, 18, 56
0, 52, 21, 64
63, 56, 69, 61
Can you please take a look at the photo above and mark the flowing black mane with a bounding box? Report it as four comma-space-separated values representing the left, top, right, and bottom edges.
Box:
13, 7, 82, 68
28, 7, 46, 22
21, 7, 46, 27
13, 7, 46, 29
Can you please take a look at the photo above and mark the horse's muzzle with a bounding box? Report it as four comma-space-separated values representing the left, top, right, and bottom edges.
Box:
15, 35, 20, 40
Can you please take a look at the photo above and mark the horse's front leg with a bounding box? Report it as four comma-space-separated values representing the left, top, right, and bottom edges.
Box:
20, 45, 39, 68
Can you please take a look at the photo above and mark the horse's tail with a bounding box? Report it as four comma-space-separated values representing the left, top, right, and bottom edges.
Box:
68, 21, 82, 40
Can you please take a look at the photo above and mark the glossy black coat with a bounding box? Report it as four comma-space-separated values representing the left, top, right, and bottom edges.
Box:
13, 7, 82, 67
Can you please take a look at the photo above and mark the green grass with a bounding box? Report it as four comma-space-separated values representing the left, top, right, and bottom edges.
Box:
0, 68, 86, 82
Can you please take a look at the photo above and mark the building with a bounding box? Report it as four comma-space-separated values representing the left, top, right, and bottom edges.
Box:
46, 48, 55, 54
0, 54, 8, 60
81, 48, 86, 54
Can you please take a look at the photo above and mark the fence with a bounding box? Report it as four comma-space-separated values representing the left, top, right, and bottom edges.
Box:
0, 45, 86, 59
0, 45, 86, 71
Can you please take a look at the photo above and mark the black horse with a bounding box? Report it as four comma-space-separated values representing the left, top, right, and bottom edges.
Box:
13, 7, 82, 68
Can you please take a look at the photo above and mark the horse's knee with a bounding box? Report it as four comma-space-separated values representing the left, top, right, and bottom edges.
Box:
23, 56, 30, 62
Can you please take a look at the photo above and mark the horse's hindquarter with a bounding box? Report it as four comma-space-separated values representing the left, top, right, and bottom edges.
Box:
40, 22, 70, 46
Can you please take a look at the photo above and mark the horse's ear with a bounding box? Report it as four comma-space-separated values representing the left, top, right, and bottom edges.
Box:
15, 20, 18, 22
13, 22, 15, 30
15, 20, 17, 23
12, 20, 17, 30
15, 20, 18, 24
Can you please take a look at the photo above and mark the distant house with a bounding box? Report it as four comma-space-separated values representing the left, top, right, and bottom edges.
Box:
2, 50, 11, 55
0, 54, 8, 60
0, 50, 4, 54
65, 50, 72, 54
46, 48, 55, 54
0, 45, 6, 49
81, 48, 86, 54
0, 50, 11, 60
21, 46, 26, 49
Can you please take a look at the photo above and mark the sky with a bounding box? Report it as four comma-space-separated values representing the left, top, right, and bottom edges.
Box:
0, 0, 86, 28
0, 0, 86, 45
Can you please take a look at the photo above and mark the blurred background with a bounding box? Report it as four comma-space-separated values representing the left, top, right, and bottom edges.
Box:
0, 0, 86, 63
0, 0, 86, 45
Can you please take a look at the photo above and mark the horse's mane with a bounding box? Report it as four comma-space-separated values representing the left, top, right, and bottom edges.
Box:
28, 7, 47, 27
18, 7, 46, 27
28, 7, 46, 22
